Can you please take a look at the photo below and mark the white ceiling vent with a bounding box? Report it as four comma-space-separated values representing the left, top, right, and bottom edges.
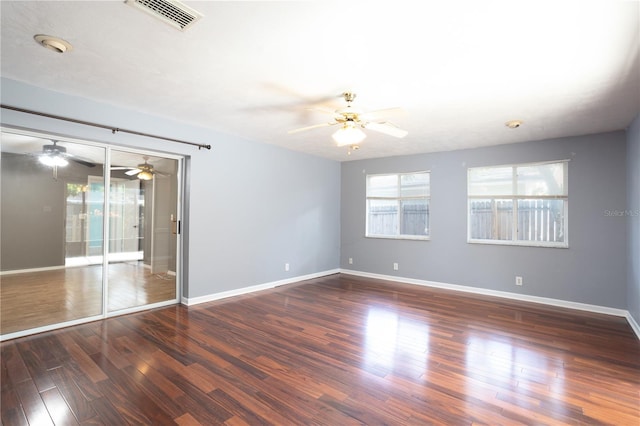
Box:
126, 0, 203, 31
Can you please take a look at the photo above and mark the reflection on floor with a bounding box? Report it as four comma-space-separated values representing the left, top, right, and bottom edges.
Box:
0, 262, 176, 335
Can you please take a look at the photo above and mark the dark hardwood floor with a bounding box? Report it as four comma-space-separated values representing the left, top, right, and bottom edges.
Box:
2, 273, 639, 425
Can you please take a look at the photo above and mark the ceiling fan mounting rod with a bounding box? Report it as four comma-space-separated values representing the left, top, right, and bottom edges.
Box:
0, 104, 212, 150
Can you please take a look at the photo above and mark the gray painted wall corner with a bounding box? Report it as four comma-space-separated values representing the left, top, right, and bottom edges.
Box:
627, 114, 640, 326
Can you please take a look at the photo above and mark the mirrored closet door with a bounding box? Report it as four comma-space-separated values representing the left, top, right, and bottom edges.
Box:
107, 149, 179, 313
0, 131, 182, 339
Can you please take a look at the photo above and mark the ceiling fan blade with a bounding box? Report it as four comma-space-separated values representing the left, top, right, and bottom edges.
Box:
125, 168, 142, 176
110, 166, 133, 170
288, 122, 337, 134
307, 106, 338, 115
360, 107, 404, 121
70, 158, 97, 168
364, 121, 408, 138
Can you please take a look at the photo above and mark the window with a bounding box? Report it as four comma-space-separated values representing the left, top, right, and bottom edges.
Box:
366, 172, 430, 239
468, 161, 568, 247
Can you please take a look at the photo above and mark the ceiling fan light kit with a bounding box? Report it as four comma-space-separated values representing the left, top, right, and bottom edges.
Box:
289, 91, 408, 150
113, 156, 160, 180
332, 123, 366, 146
137, 170, 154, 180
39, 153, 69, 167
38, 141, 69, 167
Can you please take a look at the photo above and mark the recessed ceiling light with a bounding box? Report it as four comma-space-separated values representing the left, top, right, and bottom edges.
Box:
34, 34, 73, 53
505, 120, 523, 129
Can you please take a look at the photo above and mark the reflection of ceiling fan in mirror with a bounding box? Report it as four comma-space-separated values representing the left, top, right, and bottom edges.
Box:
36, 140, 96, 168
111, 156, 164, 180
288, 92, 408, 147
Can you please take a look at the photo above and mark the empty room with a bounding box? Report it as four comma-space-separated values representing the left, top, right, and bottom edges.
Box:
1, 1, 639, 425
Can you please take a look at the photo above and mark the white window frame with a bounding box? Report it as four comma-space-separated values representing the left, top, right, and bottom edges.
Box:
365, 171, 430, 241
467, 160, 568, 248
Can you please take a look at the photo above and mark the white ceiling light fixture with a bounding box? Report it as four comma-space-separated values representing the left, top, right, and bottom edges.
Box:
39, 153, 69, 167
505, 120, 523, 129
33, 34, 73, 53
39, 142, 69, 167
332, 122, 367, 147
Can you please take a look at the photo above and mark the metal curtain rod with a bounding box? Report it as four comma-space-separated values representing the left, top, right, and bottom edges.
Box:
0, 104, 212, 150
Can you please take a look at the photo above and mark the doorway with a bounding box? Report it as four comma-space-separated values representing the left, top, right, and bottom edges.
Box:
0, 131, 183, 339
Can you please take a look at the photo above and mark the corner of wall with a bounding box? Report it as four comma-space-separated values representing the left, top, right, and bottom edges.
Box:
627, 113, 640, 328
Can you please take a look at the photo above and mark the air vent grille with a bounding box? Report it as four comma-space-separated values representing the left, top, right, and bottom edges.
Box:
126, 0, 203, 31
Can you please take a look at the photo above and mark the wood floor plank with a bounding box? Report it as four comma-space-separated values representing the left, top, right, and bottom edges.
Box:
41, 386, 81, 426
1, 343, 31, 390
14, 379, 54, 425
14, 339, 57, 393
86, 396, 127, 425
64, 342, 108, 384
48, 366, 98, 423
2, 273, 639, 425
0, 387, 28, 426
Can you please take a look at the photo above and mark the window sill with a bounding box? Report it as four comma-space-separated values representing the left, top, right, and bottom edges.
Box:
467, 239, 568, 248
366, 235, 430, 241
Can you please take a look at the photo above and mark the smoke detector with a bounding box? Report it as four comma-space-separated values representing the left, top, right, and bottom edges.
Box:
126, 0, 203, 31
34, 35, 73, 53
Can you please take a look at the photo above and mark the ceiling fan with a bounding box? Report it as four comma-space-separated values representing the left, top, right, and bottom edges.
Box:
288, 92, 408, 146
111, 156, 161, 180
36, 140, 96, 168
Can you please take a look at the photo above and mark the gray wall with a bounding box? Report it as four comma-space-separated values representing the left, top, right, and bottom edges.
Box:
341, 132, 628, 309
628, 114, 640, 324
1, 152, 113, 270
1, 153, 67, 269
1, 78, 341, 298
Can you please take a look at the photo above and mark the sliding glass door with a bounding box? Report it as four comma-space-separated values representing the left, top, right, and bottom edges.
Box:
0, 130, 182, 339
107, 150, 179, 313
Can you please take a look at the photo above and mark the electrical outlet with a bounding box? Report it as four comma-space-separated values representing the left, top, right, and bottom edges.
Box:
516, 276, 523, 286
393, 262, 399, 271
285, 263, 290, 272
348, 258, 353, 265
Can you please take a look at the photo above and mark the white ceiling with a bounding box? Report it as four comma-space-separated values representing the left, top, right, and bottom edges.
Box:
1, 0, 639, 162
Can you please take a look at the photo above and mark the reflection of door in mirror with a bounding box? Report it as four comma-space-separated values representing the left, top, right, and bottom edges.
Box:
66, 178, 143, 266
108, 178, 142, 260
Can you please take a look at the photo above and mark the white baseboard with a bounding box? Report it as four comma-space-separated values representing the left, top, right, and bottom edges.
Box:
0, 265, 67, 275
182, 269, 340, 306
627, 312, 640, 340
180, 267, 639, 341
340, 268, 631, 319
